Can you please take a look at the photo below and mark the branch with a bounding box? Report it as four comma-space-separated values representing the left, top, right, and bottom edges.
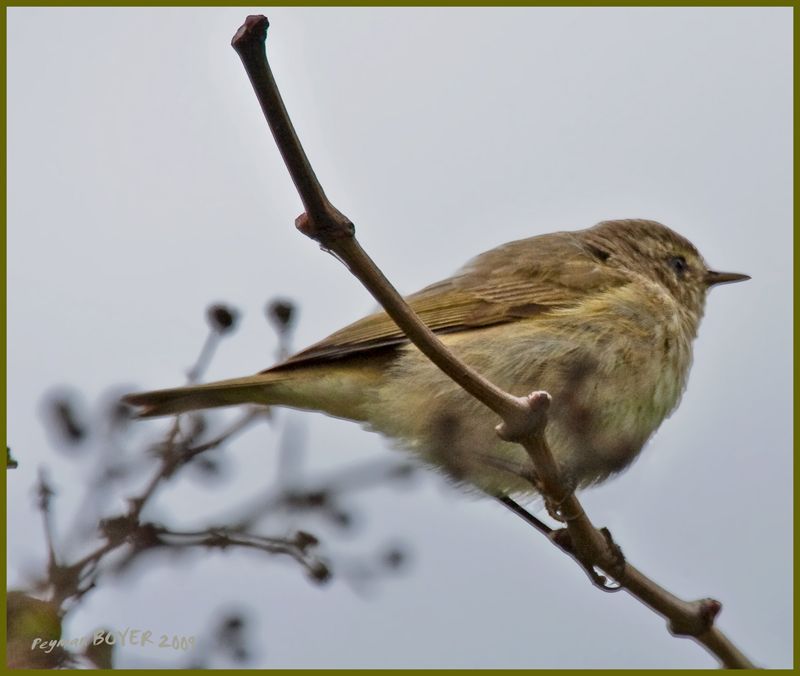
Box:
231, 15, 756, 669
148, 526, 330, 583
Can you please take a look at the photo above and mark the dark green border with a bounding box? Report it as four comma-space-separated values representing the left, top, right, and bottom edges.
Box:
1, 3, 795, 673
0, 1, 797, 5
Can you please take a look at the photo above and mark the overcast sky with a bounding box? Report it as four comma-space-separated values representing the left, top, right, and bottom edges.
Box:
7, 6, 792, 669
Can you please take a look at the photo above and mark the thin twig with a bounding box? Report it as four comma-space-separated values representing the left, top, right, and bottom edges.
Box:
151, 526, 330, 582
36, 469, 59, 572
54, 406, 266, 605
182, 407, 266, 463
186, 329, 219, 383
231, 457, 414, 532
231, 15, 756, 669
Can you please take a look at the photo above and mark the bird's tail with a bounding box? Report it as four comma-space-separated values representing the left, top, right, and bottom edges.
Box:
122, 374, 280, 418
123, 358, 386, 421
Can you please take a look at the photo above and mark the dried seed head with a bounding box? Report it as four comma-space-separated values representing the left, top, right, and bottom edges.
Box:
45, 393, 88, 446
265, 299, 296, 333
206, 304, 239, 334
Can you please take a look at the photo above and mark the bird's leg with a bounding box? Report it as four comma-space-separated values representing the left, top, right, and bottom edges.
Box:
494, 494, 552, 536
475, 452, 574, 523
540, 472, 580, 523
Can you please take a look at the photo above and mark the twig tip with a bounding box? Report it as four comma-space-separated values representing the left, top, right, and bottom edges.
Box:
526, 390, 552, 412
231, 15, 269, 49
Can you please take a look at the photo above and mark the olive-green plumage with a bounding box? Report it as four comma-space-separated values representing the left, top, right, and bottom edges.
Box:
124, 219, 748, 495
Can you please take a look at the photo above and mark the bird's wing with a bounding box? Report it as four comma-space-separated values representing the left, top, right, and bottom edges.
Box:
269, 230, 629, 370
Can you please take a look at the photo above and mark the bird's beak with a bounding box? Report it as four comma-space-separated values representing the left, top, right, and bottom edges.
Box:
704, 270, 751, 286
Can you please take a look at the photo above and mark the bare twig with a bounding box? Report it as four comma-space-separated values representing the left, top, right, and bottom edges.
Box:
186, 329, 219, 384
187, 304, 240, 382
33, 292, 411, 629
36, 469, 59, 572
49, 402, 266, 607
150, 526, 330, 583
231, 15, 756, 669
182, 407, 267, 463
231, 457, 415, 532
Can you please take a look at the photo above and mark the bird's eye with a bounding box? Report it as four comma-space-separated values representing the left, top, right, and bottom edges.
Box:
668, 255, 688, 276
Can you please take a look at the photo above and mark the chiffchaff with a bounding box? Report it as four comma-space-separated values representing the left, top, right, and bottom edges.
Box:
124, 219, 748, 495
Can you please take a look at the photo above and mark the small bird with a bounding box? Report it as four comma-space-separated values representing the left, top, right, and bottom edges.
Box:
124, 219, 748, 496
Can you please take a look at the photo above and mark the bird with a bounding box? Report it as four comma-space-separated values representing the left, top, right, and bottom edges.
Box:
123, 219, 748, 496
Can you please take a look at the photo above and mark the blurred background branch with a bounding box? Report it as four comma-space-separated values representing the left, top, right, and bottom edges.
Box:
7, 298, 418, 668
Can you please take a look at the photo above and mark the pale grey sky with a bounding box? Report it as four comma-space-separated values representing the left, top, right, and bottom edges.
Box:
7, 6, 792, 668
